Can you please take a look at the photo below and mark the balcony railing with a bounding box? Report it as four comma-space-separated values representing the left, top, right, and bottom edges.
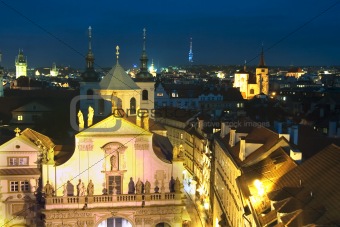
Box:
45, 192, 182, 210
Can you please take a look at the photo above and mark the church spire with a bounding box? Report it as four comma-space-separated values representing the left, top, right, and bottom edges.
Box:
140, 28, 148, 71
258, 44, 266, 67
81, 26, 99, 82
86, 26, 95, 69
135, 28, 153, 80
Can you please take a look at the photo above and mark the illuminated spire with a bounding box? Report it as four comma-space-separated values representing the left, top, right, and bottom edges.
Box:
116, 45, 120, 64
143, 28, 146, 52
86, 26, 95, 69
88, 26, 92, 53
189, 37, 193, 63
140, 28, 148, 71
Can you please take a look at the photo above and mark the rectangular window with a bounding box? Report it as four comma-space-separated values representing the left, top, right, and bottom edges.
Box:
108, 176, 122, 194
32, 115, 39, 122
157, 93, 163, 97
10, 181, 19, 192
18, 157, 28, 165
20, 181, 30, 192
17, 115, 23, 121
8, 157, 28, 166
9, 158, 17, 166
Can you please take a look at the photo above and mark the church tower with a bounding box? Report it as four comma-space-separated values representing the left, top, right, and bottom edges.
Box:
134, 28, 155, 114
0, 51, 4, 97
79, 26, 100, 118
255, 46, 269, 95
15, 49, 27, 78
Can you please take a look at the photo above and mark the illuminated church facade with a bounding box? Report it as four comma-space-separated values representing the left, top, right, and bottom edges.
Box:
40, 32, 186, 225
233, 48, 269, 99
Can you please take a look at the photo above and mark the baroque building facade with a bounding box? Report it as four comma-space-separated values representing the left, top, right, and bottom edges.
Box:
41, 49, 187, 226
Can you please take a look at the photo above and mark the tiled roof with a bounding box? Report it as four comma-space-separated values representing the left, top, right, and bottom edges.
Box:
20, 128, 55, 149
0, 168, 40, 176
217, 125, 290, 167
238, 147, 296, 201
270, 144, 340, 225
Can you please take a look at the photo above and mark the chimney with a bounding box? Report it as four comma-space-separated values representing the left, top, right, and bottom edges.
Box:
198, 118, 204, 130
229, 128, 236, 147
290, 148, 302, 163
220, 122, 230, 138
292, 125, 298, 145
136, 109, 142, 127
143, 116, 149, 131
274, 121, 283, 133
220, 122, 225, 138
239, 136, 246, 161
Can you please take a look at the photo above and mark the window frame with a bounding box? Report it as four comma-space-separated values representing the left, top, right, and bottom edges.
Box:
8, 157, 29, 166
9, 180, 30, 192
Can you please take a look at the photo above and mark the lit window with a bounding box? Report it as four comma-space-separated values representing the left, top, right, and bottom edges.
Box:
9, 158, 17, 166
8, 157, 28, 166
18, 115, 23, 121
180, 133, 183, 139
19, 157, 28, 165
157, 93, 163, 97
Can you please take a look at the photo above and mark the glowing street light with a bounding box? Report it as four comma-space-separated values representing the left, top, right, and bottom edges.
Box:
254, 179, 265, 196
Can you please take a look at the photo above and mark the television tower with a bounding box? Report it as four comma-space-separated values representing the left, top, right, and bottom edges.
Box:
188, 37, 193, 63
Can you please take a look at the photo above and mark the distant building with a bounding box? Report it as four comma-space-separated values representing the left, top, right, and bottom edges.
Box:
10, 101, 51, 125
286, 66, 305, 78
50, 62, 59, 77
15, 49, 27, 78
233, 49, 269, 99
233, 64, 260, 99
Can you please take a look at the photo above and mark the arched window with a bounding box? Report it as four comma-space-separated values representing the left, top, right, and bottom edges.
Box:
250, 89, 254, 94
130, 97, 136, 115
142, 90, 148, 100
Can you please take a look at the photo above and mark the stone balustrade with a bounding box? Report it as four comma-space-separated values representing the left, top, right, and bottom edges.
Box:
44, 192, 182, 210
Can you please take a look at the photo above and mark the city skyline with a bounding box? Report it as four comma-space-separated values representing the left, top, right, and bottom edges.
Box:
0, 0, 340, 69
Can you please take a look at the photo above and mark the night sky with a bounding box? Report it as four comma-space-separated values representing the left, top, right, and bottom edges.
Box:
1, 0, 340, 69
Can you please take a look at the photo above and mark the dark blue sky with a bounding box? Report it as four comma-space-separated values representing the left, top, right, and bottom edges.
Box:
1, 0, 340, 69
